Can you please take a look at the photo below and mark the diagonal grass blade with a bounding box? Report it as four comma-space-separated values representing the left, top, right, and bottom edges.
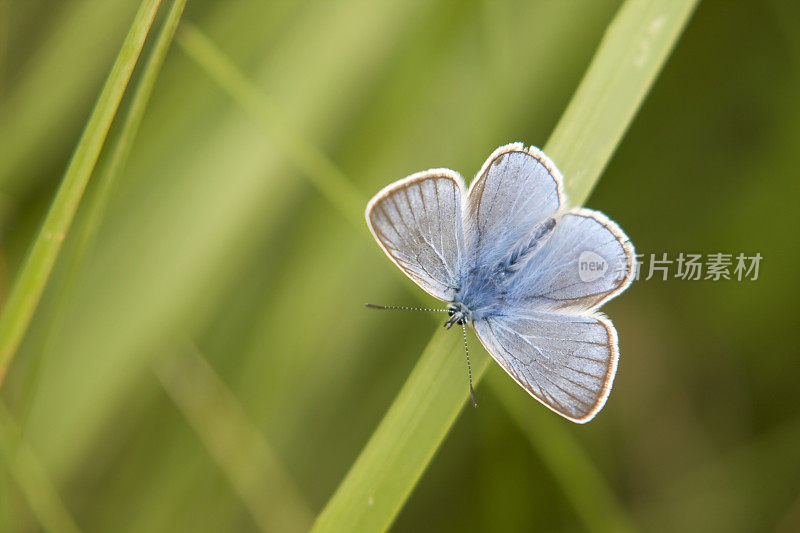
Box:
0, 0, 162, 385
312, 1, 699, 531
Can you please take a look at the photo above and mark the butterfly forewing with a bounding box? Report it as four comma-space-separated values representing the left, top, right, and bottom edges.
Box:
464, 143, 564, 268
366, 170, 465, 301
473, 311, 618, 423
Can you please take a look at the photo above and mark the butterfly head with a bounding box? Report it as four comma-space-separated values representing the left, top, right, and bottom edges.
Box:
445, 303, 470, 330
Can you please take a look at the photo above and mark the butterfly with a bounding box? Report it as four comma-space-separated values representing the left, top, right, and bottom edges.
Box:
365, 143, 635, 423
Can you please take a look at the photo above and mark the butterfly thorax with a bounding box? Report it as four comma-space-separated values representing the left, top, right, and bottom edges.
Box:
455, 217, 558, 322
453, 266, 501, 322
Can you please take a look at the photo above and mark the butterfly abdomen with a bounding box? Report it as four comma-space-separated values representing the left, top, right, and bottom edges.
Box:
498, 217, 557, 274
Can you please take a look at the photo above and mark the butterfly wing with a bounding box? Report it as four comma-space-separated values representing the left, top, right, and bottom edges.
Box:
366, 169, 466, 301
461, 144, 632, 421
473, 311, 618, 423
508, 207, 635, 313
464, 143, 565, 268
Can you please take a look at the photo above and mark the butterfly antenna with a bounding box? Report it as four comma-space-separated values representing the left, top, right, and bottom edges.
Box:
462, 322, 477, 408
366, 303, 475, 406
365, 303, 449, 313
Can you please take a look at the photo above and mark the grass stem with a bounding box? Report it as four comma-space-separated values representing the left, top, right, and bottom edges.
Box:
0, 0, 163, 386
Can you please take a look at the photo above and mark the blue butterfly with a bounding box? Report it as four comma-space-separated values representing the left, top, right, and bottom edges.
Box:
366, 143, 635, 422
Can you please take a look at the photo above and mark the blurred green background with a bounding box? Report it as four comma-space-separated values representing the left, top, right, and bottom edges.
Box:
1, 0, 799, 531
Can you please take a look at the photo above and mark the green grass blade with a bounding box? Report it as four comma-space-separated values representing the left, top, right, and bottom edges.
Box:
0, 0, 160, 196
487, 371, 636, 533
20, 0, 429, 483
311, 1, 699, 531
176, 23, 365, 229
0, 0, 162, 384
547, 0, 699, 206
153, 342, 313, 533
0, 402, 80, 533
11, 0, 186, 437
24, 0, 187, 419
316, 327, 490, 532
70, 0, 186, 281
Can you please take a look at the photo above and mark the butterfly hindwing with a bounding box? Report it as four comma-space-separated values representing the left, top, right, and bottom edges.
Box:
473, 311, 618, 423
366, 169, 466, 302
507, 207, 635, 313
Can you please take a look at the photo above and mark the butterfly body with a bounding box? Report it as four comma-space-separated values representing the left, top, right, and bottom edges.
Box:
455, 214, 562, 323
366, 143, 635, 423
456, 266, 503, 321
